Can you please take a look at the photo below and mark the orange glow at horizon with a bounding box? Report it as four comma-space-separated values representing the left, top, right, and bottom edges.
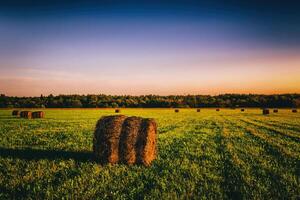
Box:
1, 49, 300, 96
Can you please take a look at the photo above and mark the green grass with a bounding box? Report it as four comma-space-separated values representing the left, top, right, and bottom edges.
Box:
0, 108, 299, 199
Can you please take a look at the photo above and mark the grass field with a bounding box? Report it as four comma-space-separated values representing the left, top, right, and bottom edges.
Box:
0, 108, 299, 199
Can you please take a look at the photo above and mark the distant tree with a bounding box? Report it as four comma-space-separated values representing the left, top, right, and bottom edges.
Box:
71, 100, 82, 108
293, 98, 300, 108
111, 102, 119, 108
0, 93, 299, 108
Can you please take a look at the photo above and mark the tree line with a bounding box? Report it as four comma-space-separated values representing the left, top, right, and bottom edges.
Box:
0, 94, 299, 108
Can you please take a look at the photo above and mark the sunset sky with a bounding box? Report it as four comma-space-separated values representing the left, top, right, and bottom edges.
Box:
1, 0, 300, 96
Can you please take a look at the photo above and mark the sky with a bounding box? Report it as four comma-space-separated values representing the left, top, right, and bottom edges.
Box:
0, 0, 300, 96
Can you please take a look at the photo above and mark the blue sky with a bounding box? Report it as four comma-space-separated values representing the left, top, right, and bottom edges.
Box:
1, 0, 300, 96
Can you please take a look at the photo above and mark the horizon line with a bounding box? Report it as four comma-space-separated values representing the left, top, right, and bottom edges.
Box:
2, 92, 300, 98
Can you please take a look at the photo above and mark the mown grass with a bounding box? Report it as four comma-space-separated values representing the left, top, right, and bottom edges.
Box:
0, 108, 299, 199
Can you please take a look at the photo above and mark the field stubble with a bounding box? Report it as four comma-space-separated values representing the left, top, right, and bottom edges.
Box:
0, 108, 299, 199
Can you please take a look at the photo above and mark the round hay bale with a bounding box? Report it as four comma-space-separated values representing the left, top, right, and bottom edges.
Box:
263, 109, 269, 115
20, 111, 32, 119
93, 115, 157, 166
135, 118, 157, 166
174, 109, 179, 113
119, 117, 143, 165
197, 109, 200, 112
216, 108, 220, 111
292, 109, 297, 113
93, 115, 127, 164
32, 111, 44, 118
241, 109, 245, 112
273, 109, 278, 113
12, 110, 20, 116
115, 109, 120, 113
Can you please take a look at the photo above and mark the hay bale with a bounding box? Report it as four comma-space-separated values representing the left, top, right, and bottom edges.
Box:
93, 115, 157, 166
119, 117, 157, 166
197, 109, 200, 112
20, 111, 32, 119
241, 109, 245, 112
273, 109, 278, 113
135, 118, 157, 166
216, 108, 220, 111
12, 110, 20, 116
292, 109, 297, 113
32, 111, 44, 118
263, 109, 269, 115
175, 109, 179, 113
20, 111, 26, 118
119, 116, 143, 165
93, 115, 127, 164
115, 109, 120, 113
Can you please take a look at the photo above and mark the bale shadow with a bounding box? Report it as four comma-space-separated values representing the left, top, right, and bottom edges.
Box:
0, 116, 19, 120
0, 147, 93, 163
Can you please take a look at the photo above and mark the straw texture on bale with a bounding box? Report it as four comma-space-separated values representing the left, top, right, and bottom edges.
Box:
93, 115, 127, 164
12, 110, 19, 116
175, 109, 179, 113
119, 117, 143, 165
273, 109, 278, 113
197, 109, 200, 112
115, 109, 120, 113
292, 109, 297, 113
93, 115, 157, 166
119, 117, 157, 165
32, 111, 44, 118
263, 109, 270, 115
135, 118, 157, 166
20, 111, 32, 119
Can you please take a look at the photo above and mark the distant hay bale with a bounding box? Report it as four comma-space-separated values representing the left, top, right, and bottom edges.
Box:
263, 109, 269, 115
20, 111, 32, 119
115, 109, 120, 113
93, 115, 157, 166
197, 109, 200, 112
241, 109, 245, 112
12, 110, 20, 116
273, 109, 278, 113
32, 111, 44, 118
292, 109, 297, 113
216, 108, 220, 111
175, 109, 179, 113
